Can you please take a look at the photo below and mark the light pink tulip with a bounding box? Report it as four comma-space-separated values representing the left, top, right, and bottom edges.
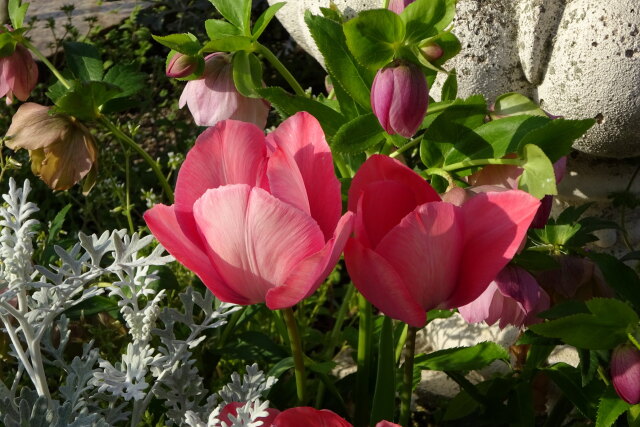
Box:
144, 112, 353, 309
344, 155, 540, 327
0, 44, 38, 104
272, 407, 352, 426
179, 53, 269, 128
458, 265, 550, 329
219, 402, 280, 426
611, 345, 640, 405
388, 0, 415, 14
166, 52, 198, 78
371, 62, 428, 138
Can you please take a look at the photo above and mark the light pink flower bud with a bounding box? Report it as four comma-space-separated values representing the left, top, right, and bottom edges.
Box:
388, 0, 415, 14
611, 345, 640, 405
420, 42, 444, 62
0, 44, 38, 104
371, 62, 428, 138
166, 53, 198, 78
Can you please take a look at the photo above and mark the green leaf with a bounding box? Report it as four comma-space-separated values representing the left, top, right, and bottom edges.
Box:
267, 357, 294, 378
529, 298, 638, 350
491, 92, 548, 119
332, 113, 385, 153
152, 33, 201, 55
252, 2, 285, 40
102, 64, 145, 98
47, 204, 71, 245
435, 0, 457, 31
518, 143, 557, 199
205, 19, 241, 39
440, 70, 457, 101
52, 80, 122, 121
63, 42, 104, 82
64, 295, 119, 319
0, 32, 17, 57
517, 118, 595, 163
232, 51, 263, 98
414, 342, 509, 372
305, 12, 373, 109
370, 316, 395, 426
201, 36, 253, 53
507, 381, 535, 427
545, 363, 598, 419
344, 9, 405, 69
8, 0, 29, 29
532, 223, 582, 246
257, 87, 346, 136
209, 0, 251, 34
588, 253, 640, 310
400, 0, 445, 43
597, 387, 631, 427
512, 250, 560, 271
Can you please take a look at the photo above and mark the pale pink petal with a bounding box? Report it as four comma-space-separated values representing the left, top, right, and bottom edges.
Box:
266, 112, 341, 239
458, 281, 501, 324
233, 95, 269, 129
266, 147, 310, 216
445, 190, 540, 308
0, 58, 11, 98
193, 185, 325, 304
266, 212, 354, 309
345, 238, 426, 327
376, 202, 464, 311
143, 204, 250, 304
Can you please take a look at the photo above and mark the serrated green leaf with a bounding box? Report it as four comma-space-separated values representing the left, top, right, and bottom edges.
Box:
205, 19, 241, 39
63, 42, 103, 82
102, 64, 145, 98
344, 9, 405, 69
414, 342, 509, 372
400, 0, 445, 43
441, 70, 457, 101
518, 143, 557, 199
152, 33, 201, 55
587, 253, 640, 310
209, 0, 251, 34
331, 113, 384, 153
597, 387, 631, 427
52, 80, 122, 121
252, 2, 285, 40
545, 363, 597, 419
202, 36, 252, 53
8, 0, 29, 29
517, 118, 595, 163
491, 92, 548, 119
232, 51, 262, 98
532, 223, 582, 246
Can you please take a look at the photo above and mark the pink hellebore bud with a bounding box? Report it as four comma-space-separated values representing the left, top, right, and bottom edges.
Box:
272, 407, 352, 426
458, 265, 550, 329
218, 402, 280, 426
0, 44, 38, 104
179, 52, 269, 128
165, 52, 198, 78
144, 112, 354, 309
388, 0, 415, 14
419, 42, 444, 62
344, 155, 540, 327
611, 345, 640, 405
371, 62, 428, 138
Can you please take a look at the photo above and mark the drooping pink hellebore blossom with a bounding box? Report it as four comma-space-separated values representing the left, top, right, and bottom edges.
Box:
611, 344, 640, 405
458, 265, 550, 329
388, 0, 415, 14
371, 62, 428, 138
0, 44, 38, 104
144, 112, 354, 309
344, 155, 540, 327
179, 52, 269, 128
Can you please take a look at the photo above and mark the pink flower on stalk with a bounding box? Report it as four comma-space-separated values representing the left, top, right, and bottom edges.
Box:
272, 407, 352, 426
611, 345, 640, 405
166, 52, 198, 78
144, 112, 353, 309
458, 265, 550, 329
388, 0, 415, 14
371, 62, 428, 138
179, 53, 269, 128
344, 155, 540, 327
0, 44, 38, 104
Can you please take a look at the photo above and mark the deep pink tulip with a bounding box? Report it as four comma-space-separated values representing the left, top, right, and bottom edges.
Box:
371, 62, 428, 138
144, 112, 353, 309
0, 44, 38, 104
375, 422, 402, 427
219, 402, 280, 425
179, 52, 269, 128
344, 155, 540, 327
388, 0, 415, 14
458, 265, 550, 329
166, 52, 198, 78
272, 407, 352, 426
611, 345, 640, 405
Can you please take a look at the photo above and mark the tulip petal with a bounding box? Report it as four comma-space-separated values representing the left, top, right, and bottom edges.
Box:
144, 204, 250, 304
376, 202, 464, 311
345, 238, 426, 327
193, 185, 325, 304
348, 155, 439, 213
267, 112, 341, 239
273, 407, 352, 427
266, 212, 354, 309
446, 190, 540, 307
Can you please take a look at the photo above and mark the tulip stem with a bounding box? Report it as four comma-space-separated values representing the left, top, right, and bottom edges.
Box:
400, 326, 417, 427
282, 307, 307, 405
436, 158, 522, 173
355, 294, 373, 427
21, 38, 71, 90
256, 43, 307, 97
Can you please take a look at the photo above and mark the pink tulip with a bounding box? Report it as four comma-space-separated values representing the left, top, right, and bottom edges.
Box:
458, 265, 550, 329
611, 345, 640, 405
388, 0, 415, 14
344, 155, 540, 327
375, 422, 402, 427
144, 112, 353, 309
371, 62, 428, 138
219, 402, 280, 425
0, 44, 38, 104
166, 52, 198, 78
179, 52, 269, 128
272, 407, 352, 426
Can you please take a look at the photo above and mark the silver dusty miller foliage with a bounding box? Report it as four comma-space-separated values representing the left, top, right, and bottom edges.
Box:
0, 180, 277, 426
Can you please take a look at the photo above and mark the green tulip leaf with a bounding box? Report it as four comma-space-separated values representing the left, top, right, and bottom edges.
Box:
414, 342, 509, 372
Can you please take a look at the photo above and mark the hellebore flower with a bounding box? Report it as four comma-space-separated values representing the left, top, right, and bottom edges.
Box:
144, 112, 353, 309
0, 44, 38, 104
179, 53, 269, 128
611, 345, 640, 405
5, 103, 97, 191
419, 42, 444, 62
371, 62, 428, 138
166, 52, 198, 78
388, 0, 415, 14
272, 407, 352, 426
458, 265, 550, 329
344, 155, 540, 327
218, 402, 280, 426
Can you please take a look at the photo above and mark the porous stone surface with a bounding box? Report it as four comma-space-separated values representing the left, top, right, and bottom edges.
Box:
268, 0, 640, 158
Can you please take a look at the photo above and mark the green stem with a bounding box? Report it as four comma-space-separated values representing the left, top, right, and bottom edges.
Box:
390, 137, 422, 159
123, 147, 134, 234
628, 332, 640, 353
282, 307, 306, 405
400, 326, 417, 427
256, 43, 306, 97
355, 294, 373, 427
99, 117, 174, 203
395, 323, 408, 363
21, 38, 71, 89
434, 158, 522, 173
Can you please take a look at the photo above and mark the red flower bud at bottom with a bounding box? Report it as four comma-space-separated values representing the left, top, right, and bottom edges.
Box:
611, 345, 640, 404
